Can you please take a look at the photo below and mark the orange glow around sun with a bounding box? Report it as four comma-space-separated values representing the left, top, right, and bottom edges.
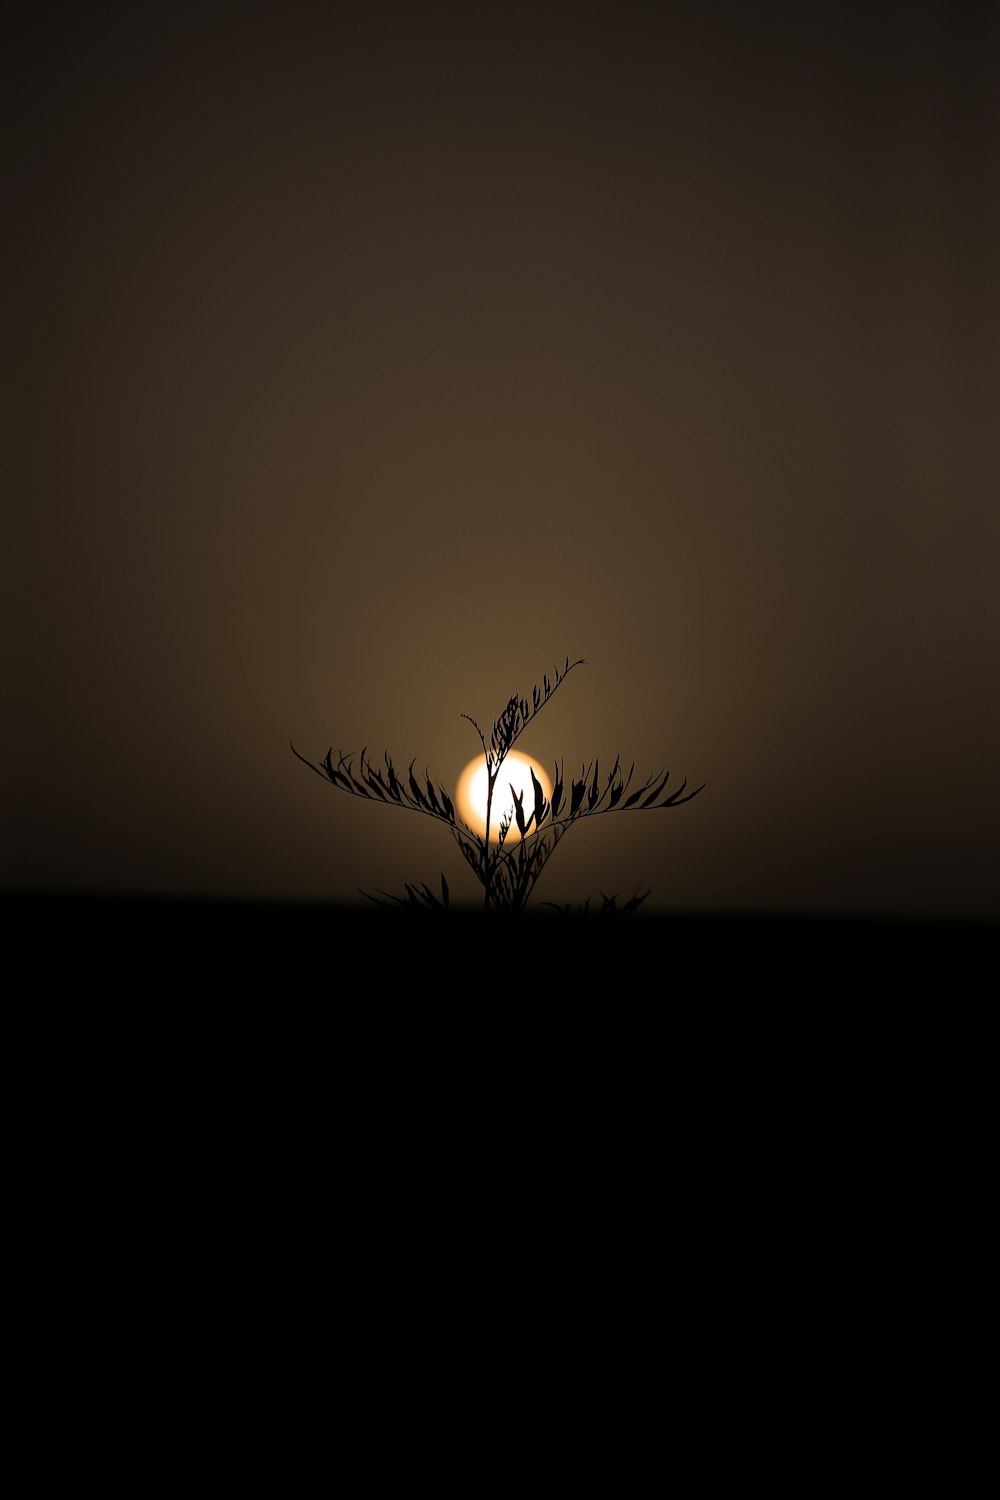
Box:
455, 752, 553, 843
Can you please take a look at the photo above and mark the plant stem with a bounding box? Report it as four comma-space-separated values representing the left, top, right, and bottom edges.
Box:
483, 759, 496, 913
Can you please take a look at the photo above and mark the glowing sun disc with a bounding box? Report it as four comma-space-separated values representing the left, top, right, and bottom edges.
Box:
455, 752, 553, 843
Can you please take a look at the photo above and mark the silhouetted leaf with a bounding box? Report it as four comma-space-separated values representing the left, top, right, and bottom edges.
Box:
365, 764, 392, 798
408, 760, 429, 809
662, 778, 705, 807
641, 771, 672, 807
531, 765, 546, 829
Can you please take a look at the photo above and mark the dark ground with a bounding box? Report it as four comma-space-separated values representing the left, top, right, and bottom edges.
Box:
9, 887, 992, 1288
7, 890, 994, 993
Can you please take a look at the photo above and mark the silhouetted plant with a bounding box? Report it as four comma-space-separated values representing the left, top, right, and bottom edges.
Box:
291, 656, 704, 915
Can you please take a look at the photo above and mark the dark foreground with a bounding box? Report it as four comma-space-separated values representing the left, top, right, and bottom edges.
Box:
7, 889, 993, 1258
6, 890, 994, 992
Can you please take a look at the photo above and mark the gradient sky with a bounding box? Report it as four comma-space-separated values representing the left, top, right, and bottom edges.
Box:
6, 4, 999, 919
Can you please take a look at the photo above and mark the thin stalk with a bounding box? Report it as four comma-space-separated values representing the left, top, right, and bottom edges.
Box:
483, 757, 497, 913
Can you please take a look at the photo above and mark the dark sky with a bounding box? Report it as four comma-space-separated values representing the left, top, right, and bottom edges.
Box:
6, 3, 999, 919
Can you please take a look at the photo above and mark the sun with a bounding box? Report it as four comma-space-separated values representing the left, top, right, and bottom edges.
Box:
455, 751, 553, 843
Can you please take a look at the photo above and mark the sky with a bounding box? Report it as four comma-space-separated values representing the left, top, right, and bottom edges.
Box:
6, 3, 999, 921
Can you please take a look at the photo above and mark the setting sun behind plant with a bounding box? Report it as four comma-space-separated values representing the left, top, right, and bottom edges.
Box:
455, 752, 553, 843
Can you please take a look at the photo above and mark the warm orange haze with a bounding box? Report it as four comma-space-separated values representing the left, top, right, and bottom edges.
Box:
4, 7, 998, 941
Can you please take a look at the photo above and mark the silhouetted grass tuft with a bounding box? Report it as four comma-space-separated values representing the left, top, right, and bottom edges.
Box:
292, 656, 704, 915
